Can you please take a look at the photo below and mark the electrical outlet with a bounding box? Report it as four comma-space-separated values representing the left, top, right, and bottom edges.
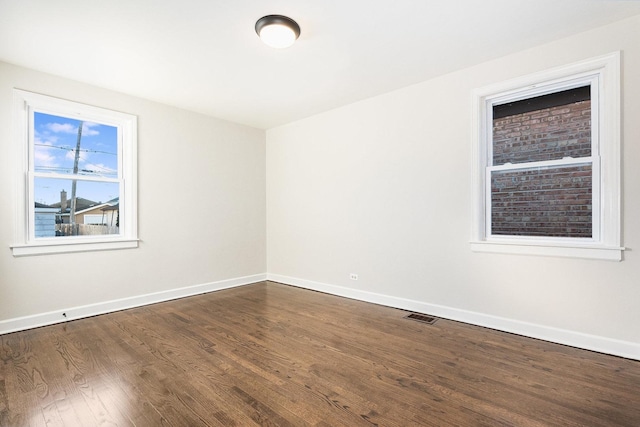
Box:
350, 273, 358, 280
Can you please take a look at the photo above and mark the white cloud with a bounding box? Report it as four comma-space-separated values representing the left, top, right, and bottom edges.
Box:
34, 134, 61, 168
35, 130, 59, 145
65, 150, 89, 163
82, 122, 100, 136
34, 148, 58, 168
44, 121, 100, 137
46, 122, 77, 134
84, 162, 117, 175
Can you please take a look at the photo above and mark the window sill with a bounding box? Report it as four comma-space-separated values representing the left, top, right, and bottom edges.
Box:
470, 241, 624, 261
11, 239, 139, 257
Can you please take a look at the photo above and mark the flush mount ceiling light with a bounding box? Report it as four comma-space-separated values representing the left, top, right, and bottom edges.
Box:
255, 15, 301, 49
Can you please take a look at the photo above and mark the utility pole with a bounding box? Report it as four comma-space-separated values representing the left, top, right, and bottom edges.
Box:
69, 121, 83, 229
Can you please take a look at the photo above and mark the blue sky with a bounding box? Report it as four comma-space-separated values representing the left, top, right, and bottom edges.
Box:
33, 112, 120, 206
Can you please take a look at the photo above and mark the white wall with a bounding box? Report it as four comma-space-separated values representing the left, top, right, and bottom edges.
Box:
266, 16, 640, 358
0, 62, 266, 329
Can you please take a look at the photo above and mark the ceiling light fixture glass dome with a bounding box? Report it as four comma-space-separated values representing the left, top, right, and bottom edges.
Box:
255, 15, 301, 49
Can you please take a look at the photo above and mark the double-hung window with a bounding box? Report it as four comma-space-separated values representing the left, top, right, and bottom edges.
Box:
11, 90, 138, 256
471, 52, 622, 261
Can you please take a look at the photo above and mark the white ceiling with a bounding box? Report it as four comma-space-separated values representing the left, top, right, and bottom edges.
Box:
1, 1, 639, 129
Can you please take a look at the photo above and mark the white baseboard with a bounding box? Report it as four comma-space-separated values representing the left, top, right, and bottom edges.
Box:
267, 273, 640, 361
4, 272, 638, 361
0, 273, 267, 335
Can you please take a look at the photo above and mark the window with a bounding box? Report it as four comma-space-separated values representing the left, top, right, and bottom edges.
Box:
471, 52, 622, 261
11, 90, 138, 256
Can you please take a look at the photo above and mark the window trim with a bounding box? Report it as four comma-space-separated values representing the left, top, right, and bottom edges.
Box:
11, 89, 138, 256
470, 52, 622, 261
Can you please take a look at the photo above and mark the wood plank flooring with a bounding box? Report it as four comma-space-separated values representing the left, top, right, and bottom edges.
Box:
1, 281, 639, 426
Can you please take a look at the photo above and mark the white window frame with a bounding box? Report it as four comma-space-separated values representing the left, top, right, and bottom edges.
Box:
11, 90, 138, 256
470, 52, 622, 261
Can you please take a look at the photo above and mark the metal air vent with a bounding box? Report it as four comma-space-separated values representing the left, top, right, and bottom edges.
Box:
404, 312, 437, 325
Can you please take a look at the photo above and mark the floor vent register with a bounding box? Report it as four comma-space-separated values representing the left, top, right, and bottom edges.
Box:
404, 312, 438, 325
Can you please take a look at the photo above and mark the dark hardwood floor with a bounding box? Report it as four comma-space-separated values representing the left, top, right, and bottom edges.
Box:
1, 281, 639, 426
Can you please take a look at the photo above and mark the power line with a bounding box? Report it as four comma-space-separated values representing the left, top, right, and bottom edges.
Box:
34, 165, 117, 176
34, 143, 116, 156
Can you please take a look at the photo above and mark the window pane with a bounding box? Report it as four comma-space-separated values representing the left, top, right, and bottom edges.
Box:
491, 164, 592, 238
33, 177, 120, 238
33, 112, 118, 178
492, 86, 591, 166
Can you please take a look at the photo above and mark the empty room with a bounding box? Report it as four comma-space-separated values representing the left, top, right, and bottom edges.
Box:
1, 1, 640, 426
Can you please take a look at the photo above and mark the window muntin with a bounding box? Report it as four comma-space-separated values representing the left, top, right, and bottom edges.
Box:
12, 90, 138, 256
